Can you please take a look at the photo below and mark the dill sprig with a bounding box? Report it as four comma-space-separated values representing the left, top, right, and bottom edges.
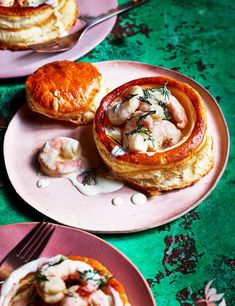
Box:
143, 89, 157, 100
125, 125, 151, 137
137, 110, 156, 125
48, 256, 67, 267
158, 100, 171, 120
111, 94, 138, 113
80, 269, 113, 289
34, 271, 49, 282
156, 81, 171, 100
125, 125, 155, 148
138, 89, 156, 105
82, 168, 97, 186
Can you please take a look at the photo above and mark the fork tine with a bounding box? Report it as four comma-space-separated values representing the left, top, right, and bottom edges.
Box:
0, 222, 44, 265
22, 224, 55, 263
17, 222, 47, 257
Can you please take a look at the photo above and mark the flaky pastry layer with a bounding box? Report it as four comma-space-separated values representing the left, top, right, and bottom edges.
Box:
0, 0, 77, 50
26, 61, 106, 125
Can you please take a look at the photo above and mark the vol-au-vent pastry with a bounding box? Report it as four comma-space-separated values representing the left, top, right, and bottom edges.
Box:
94, 76, 214, 195
26, 61, 107, 125
0, 255, 131, 305
0, 0, 78, 50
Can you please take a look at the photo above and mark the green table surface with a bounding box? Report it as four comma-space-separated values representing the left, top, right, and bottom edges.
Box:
0, 0, 234, 305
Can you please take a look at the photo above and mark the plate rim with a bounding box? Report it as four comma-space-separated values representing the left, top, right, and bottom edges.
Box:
3, 60, 230, 234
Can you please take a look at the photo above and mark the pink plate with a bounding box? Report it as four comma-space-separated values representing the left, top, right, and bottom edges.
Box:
3, 61, 230, 233
0, 222, 156, 306
0, 0, 117, 79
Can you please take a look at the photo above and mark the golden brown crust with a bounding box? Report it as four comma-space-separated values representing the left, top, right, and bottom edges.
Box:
0, 3, 49, 16
95, 76, 207, 166
68, 255, 130, 305
26, 61, 105, 125
94, 76, 214, 194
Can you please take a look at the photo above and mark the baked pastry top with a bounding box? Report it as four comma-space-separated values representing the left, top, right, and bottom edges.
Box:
0, 0, 78, 50
94, 76, 214, 195
26, 61, 106, 125
0, 255, 130, 305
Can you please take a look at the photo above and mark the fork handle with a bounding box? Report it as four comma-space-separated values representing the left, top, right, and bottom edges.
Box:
87, 0, 148, 29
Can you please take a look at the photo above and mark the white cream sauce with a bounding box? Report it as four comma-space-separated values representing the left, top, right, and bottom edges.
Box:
111, 197, 123, 206
66, 172, 124, 197
38, 137, 124, 198
36, 178, 49, 188
131, 193, 147, 205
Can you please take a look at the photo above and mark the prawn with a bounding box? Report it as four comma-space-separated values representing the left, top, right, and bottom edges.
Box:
60, 286, 111, 306
139, 101, 165, 121
152, 120, 182, 149
165, 95, 188, 129
38, 137, 83, 176
107, 86, 143, 125
123, 113, 182, 152
147, 86, 188, 129
123, 111, 155, 152
35, 256, 105, 304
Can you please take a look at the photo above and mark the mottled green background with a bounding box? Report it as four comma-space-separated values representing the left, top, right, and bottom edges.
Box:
0, 0, 235, 305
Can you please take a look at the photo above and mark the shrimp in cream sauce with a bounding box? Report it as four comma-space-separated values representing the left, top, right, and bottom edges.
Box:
38, 137, 83, 176
4, 256, 125, 306
107, 86, 143, 125
106, 83, 188, 153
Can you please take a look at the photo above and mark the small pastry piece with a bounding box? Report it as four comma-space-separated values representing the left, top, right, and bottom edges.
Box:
0, 0, 78, 50
26, 61, 107, 125
94, 76, 214, 195
0, 255, 131, 305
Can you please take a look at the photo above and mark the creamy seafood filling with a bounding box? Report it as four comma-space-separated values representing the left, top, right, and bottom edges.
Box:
5, 255, 123, 306
106, 83, 188, 153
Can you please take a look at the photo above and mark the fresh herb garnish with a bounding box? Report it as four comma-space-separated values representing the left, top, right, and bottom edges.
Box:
125, 125, 151, 137
48, 256, 67, 267
137, 110, 156, 125
80, 269, 113, 289
156, 81, 171, 100
138, 96, 152, 105
143, 89, 157, 100
138, 89, 156, 105
34, 271, 49, 282
125, 124, 155, 148
158, 100, 171, 120
82, 168, 97, 186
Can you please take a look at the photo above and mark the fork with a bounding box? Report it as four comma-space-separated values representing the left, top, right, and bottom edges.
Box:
29, 0, 148, 53
0, 222, 55, 283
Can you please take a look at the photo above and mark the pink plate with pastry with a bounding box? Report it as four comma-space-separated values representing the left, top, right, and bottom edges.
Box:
3, 60, 229, 233
0, 222, 156, 306
0, 0, 117, 78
